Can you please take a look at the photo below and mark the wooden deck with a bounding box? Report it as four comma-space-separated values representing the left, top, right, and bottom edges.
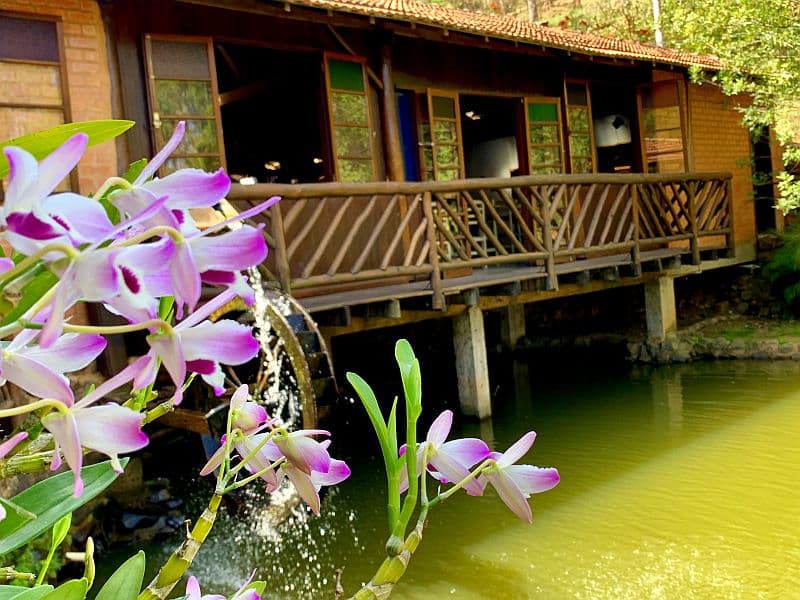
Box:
228, 172, 733, 324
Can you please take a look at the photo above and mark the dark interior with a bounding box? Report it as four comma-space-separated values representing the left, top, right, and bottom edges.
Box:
460, 94, 522, 178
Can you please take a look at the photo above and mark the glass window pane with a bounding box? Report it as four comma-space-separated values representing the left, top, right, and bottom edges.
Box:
335, 126, 370, 157
435, 144, 459, 167
151, 40, 210, 79
529, 125, 559, 144
437, 168, 459, 182
161, 119, 219, 154
422, 147, 433, 170
644, 107, 681, 134
0, 17, 58, 62
567, 83, 588, 106
0, 62, 62, 106
568, 107, 589, 130
572, 156, 593, 173
328, 59, 365, 92
420, 122, 432, 143
338, 158, 373, 182
0, 106, 63, 140
432, 96, 456, 119
433, 120, 457, 143
528, 102, 557, 123
331, 92, 368, 125
155, 80, 213, 116
164, 156, 220, 174
532, 146, 560, 165
533, 165, 560, 175
570, 134, 591, 157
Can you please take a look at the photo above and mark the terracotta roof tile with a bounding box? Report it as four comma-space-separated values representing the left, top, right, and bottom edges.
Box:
281, 0, 722, 69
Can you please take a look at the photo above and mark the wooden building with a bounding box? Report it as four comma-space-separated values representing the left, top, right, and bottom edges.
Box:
0, 0, 779, 417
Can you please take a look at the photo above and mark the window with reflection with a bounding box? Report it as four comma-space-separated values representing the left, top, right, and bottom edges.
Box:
525, 98, 564, 174
639, 80, 687, 173
565, 81, 595, 173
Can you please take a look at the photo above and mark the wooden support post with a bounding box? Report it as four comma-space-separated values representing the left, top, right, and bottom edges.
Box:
379, 41, 404, 182
270, 204, 292, 293
688, 181, 700, 265
644, 276, 676, 340
631, 184, 642, 277
541, 196, 558, 290
423, 191, 444, 310
452, 306, 491, 419
500, 303, 526, 351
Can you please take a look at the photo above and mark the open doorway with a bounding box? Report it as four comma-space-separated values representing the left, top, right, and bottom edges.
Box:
215, 43, 328, 184
752, 127, 777, 232
460, 95, 522, 178
590, 83, 638, 173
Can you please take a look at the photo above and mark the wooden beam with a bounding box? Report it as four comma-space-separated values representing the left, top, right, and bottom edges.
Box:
326, 25, 382, 89
379, 41, 405, 182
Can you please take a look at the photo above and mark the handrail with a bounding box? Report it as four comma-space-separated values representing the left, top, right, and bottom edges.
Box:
227, 172, 734, 303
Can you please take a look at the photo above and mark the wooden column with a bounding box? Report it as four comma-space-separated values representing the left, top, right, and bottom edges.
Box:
500, 303, 526, 351
644, 276, 677, 340
379, 41, 404, 182
452, 306, 492, 419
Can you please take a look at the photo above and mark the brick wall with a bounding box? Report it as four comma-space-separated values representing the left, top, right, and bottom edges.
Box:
0, 0, 116, 194
688, 83, 756, 258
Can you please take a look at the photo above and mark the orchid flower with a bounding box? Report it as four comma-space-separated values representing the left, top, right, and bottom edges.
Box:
111, 121, 230, 238
272, 428, 332, 475
0, 432, 28, 521
186, 572, 261, 600
229, 384, 268, 434
278, 439, 351, 514
477, 432, 560, 523
1, 135, 114, 255
1, 328, 106, 404
400, 409, 490, 496
41, 387, 148, 496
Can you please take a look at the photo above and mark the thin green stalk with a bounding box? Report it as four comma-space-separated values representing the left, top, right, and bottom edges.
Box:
224, 430, 277, 480
60, 319, 171, 336
391, 414, 419, 544
94, 176, 132, 200
0, 568, 36, 583
138, 493, 223, 600
223, 458, 285, 493
0, 399, 66, 419
427, 458, 493, 508
0, 243, 77, 290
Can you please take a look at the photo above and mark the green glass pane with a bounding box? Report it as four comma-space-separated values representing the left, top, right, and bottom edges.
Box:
437, 168, 459, 182
528, 102, 558, 123
433, 120, 457, 143
422, 147, 433, 170
331, 92, 368, 125
568, 107, 589, 130
155, 80, 213, 116
432, 96, 456, 119
570, 134, 591, 157
329, 59, 365, 92
335, 126, 370, 158
338, 158, 373, 182
163, 156, 220, 174
435, 144, 459, 167
161, 119, 219, 154
533, 165, 561, 175
420, 122, 432, 143
532, 146, 560, 165
529, 125, 559, 144
572, 156, 593, 173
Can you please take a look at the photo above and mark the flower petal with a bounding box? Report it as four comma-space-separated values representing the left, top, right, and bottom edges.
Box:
426, 410, 453, 447
200, 362, 226, 397
41, 411, 84, 496
3, 146, 38, 214
40, 193, 114, 244
179, 320, 259, 366
276, 432, 330, 475
31, 134, 87, 199
282, 463, 320, 514
0, 431, 28, 459
135, 121, 185, 185
199, 443, 227, 477
169, 241, 201, 318
505, 465, 560, 495
439, 438, 490, 469
147, 333, 186, 405
190, 225, 267, 273
485, 469, 532, 523
429, 449, 483, 496
73, 404, 148, 457
21, 333, 106, 373
311, 457, 351, 489
2, 353, 74, 405
144, 168, 231, 209
497, 431, 537, 468
234, 402, 267, 434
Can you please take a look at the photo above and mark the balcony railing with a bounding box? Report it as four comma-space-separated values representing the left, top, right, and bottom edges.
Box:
229, 172, 732, 310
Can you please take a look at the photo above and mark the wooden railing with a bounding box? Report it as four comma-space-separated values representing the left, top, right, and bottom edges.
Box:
229, 172, 732, 307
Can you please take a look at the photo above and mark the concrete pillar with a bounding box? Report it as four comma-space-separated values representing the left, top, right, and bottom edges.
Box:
644, 276, 677, 340
453, 306, 492, 419
500, 303, 526, 351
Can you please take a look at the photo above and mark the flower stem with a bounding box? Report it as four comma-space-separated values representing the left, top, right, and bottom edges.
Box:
223, 430, 276, 481
120, 225, 183, 247
0, 567, 36, 583
0, 399, 66, 419
94, 176, 133, 200
138, 492, 223, 600
427, 459, 493, 508
0, 243, 77, 290
224, 457, 284, 493
61, 319, 172, 336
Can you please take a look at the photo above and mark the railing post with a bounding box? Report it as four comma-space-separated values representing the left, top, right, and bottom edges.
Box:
540, 190, 558, 291
688, 180, 700, 265
631, 184, 642, 277
269, 203, 292, 293
725, 176, 734, 256
423, 191, 444, 310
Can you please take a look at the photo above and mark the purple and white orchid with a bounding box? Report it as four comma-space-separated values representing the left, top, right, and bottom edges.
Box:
477, 431, 560, 523
400, 409, 490, 496
185, 572, 261, 600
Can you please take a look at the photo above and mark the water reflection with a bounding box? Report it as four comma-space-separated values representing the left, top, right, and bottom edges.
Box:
150, 359, 800, 598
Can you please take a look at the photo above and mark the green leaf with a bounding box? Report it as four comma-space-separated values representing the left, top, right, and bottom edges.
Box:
94, 551, 145, 600
346, 372, 397, 472
0, 460, 128, 555
121, 158, 147, 184
0, 497, 37, 528
395, 339, 422, 418
387, 396, 399, 473
0, 585, 54, 600
246, 581, 267, 595
0, 268, 58, 326
40, 579, 87, 600
36, 514, 72, 585
0, 121, 134, 179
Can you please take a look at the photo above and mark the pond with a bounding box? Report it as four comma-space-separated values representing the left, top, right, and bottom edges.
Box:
138, 358, 800, 598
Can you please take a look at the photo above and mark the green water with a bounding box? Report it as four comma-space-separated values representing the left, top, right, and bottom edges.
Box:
147, 359, 800, 599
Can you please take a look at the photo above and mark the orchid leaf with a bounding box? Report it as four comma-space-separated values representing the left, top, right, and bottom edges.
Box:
346, 372, 397, 473
0, 268, 58, 326
121, 157, 147, 184
0, 585, 54, 600
395, 339, 422, 419
40, 578, 87, 600
36, 514, 72, 585
387, 396, 399, 470
0, 460, 128, 554
0, 120, 134, 178
94, 551, 145, 600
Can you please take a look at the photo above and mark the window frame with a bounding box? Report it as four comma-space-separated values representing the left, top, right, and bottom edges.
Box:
524, 96, 566, 175
636, 79, 689, 174
563, 78, 597, 174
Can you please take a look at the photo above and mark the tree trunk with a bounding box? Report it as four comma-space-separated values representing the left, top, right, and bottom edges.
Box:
527, 0, 538, 21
